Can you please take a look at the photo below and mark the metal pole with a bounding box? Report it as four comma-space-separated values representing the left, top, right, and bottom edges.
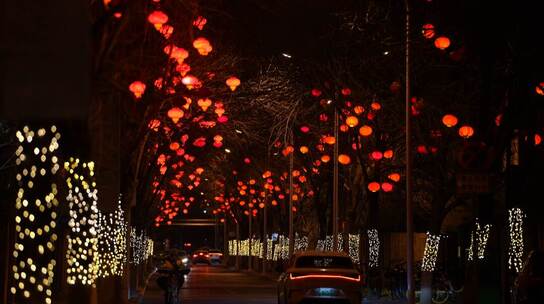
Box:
333, 108, 339, 252
288, 136, 295, 257
235, 220, 240, 271
223, 218, 228, 258
214, 214, 219, 249
262, 196, 268, 273
248, 209, 252, 271
405, 0, 415, 303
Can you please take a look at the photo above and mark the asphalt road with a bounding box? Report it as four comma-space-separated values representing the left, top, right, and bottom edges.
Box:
141, 265, 277, 304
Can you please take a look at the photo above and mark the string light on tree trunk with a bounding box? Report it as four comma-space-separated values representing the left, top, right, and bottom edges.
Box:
421, 232, 441, 272
476, 221, 491, 260
64, 158, 99, 286
508, 208, 525, 272
368, 229, 380, 268
348, 234, 360, 264
97, 197, 127, 277
10, 126, 61, 304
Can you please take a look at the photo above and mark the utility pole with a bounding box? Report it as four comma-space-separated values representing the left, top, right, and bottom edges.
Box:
262, 196, 268, 273
405, 0, 415, 303
333, 107, 339, 252
235, 219, 240, 271
288, 135, 295, 257
248, 208, 252, 271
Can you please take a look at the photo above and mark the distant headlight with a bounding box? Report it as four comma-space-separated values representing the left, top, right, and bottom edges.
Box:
182, 258, 189, 264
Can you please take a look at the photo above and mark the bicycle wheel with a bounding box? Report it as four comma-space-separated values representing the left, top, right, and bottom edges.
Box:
431, 289, 449, 304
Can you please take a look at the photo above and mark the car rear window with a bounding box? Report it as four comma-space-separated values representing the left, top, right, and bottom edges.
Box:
209, 250, 221, 253
295, 256, 354, 269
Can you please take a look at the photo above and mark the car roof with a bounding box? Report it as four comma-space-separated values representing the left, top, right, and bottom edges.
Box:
293, 250, 351, 258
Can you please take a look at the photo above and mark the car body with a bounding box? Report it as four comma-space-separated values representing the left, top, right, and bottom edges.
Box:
208, 249, 224, 265
192, 249, 210, 265
513, 250, 544, 303
277, 251, 363, 304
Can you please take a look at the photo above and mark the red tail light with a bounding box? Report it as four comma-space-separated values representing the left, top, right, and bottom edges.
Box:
199, 252, 203, 256
289, 273, 361, 282
205, 254, 209, 258
193, 254, 197, 257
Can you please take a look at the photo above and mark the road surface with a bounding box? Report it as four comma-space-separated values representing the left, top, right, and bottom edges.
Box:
141, 265, 276, 304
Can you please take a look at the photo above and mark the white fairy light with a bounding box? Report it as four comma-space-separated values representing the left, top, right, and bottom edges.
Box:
10, 126, 60, 304
476, 221, 491, 260
348, 234, 360, 264
130, 228, 151, 265
421, 232, 441, 272
97, 197, 127, 277
368, 229, 380, 268
508, 208, 524, 272
64, 158, 99, 286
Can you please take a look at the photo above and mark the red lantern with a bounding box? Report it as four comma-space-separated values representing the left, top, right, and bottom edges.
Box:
381, 182, 393, 192
338, 154, 351, 165
422, 24, 435, 39
311, 89, 322, 97
346, 116, 359, 127
442, 114, 458, 128
148, 11, 169, 30
129, 81, 146, 99
388, 173, 401, 182
371, 151, 383, 160
167, 107, 184, 123
368, 182, 380, 192
434, 36, 451, 50
359, 125, 373, 137
226, 76, 241, 91
193, 37, 213, 55
458, 125, 474, 139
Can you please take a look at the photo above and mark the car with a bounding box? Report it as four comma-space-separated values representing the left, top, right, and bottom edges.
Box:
208, 249, 224, 265
192, 249, 210, 265
513, 249, 544, 303
277, 251, 363, 304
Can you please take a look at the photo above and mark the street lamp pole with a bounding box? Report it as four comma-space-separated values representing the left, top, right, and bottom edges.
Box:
248, 207, 253, 271
288, 135, 295, 257
332, 108, 339, 252
405, 0, 415, 303
262, 196, 268, 273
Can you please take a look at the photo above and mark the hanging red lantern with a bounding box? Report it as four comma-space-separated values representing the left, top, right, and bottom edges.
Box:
299, 146, 309, 154
458, 125, 474, 139
434, 36, 451, 50
442, 114, 458, 128
338, 154, 351, 165
371, 151, 383, 160
381, 182, 393, 192
311, 89, 322, 97
193, 16, 207, 30
368, 182, 380, 192
321, 155, 331, 163
148, 11, 169, 30
371, 102, 381, 111
354, 105, 364, 115
383, 150, 394, 159
422, 24, 435, 39
167, 107, 184, 123
388, 173, 401, 182
193, 37, 213, 55
226, 76, 241, 91
323, 136, 336, 145
300, 125, 310, 133
359, 125, 373, 137
341, 88, 352, 95
346, 116, 359, 128
129, 81, 146, 99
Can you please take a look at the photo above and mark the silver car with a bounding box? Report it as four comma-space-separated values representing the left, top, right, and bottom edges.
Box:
277, 251, 363, 304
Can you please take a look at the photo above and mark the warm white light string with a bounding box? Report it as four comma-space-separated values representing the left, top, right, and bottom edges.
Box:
97, 198, 127, 277
467, 220, 492, 261
421, 232, 441, 272
10, 126, 61, 304
130, 228, 152, 265
368, 229, 380, 268
508, 208, 524, 272
64, 158, 99, 286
